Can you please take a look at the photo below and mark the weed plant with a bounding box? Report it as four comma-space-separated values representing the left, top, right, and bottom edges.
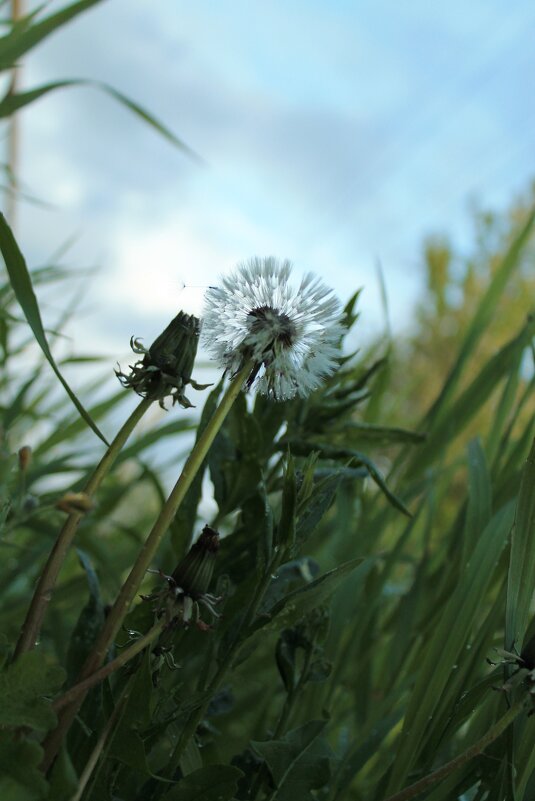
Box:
0, 3, 535, 801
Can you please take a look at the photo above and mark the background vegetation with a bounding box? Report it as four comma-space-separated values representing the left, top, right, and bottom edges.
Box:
1, 3, 534, 801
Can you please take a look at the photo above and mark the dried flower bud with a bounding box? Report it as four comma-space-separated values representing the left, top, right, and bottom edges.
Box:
56, 491, 93, 515
171, 525, 220, 598
115, 311, 210, 409
18, 445, 32, 472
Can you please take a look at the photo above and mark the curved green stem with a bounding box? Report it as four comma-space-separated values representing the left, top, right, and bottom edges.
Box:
53, 618, 165, 714
14, 397, 152, 660
382, 699, 526, 801
41, 363, 251, 772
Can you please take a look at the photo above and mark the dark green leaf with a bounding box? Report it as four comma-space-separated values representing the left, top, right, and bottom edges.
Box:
162, 765, 244, 801
0, 651, 65, 731
260, 557, 371, 631
0, 733, 49, 800
251, 720, 332, 801
506, 438, 535, 651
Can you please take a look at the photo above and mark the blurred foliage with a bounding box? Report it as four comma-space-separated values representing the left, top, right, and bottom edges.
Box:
0, 3, 535, 801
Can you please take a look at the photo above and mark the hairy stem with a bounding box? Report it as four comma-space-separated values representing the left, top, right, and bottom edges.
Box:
14, 397, 152, 660
41, 364, 251, 772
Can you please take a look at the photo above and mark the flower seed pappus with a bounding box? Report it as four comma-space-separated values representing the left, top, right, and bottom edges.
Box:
201, 256, 344, 400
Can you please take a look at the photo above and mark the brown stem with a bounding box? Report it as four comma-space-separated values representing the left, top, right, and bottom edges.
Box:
41, 364, 251, 772
13, 397, 152, 660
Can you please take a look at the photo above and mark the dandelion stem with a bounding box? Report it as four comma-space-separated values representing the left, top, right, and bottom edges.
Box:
14, 397, 152, 660
382, 699, 526, 801
162, 557, 279, 786
53, 618, 165, 714
41, 363, 252, 772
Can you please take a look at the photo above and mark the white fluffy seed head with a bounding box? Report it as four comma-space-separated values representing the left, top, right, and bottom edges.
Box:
201, 256, 344, 400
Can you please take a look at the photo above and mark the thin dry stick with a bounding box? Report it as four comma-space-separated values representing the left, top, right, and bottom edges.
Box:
69, 680, 133, 801
42, 363, 252, 772
54, 618, 165, 714
382, 699, 526, 801
6, 0, 23, 229
14, 397, 152, 660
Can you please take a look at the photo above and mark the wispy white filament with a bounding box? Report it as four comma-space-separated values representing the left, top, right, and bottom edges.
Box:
201, 257, 344, 400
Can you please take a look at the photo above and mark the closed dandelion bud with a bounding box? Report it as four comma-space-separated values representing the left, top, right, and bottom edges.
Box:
18, 445, 32, 472
56, 491, 93, 515
171, 525, 220, 598
115, 311, 210, 409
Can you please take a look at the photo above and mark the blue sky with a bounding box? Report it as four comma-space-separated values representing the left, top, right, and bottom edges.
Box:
12, 0, 535, 360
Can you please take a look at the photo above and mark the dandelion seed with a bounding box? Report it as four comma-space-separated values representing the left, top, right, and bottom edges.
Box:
201, 256, 344, 400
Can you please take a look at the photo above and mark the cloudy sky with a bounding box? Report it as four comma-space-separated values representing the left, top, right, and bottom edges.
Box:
11, 0, 535, 362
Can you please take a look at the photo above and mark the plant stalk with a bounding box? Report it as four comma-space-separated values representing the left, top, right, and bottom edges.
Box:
382, 699, 526, 801
14, 397, 152, 660
53, 618, 165, 713
41, 363, 251, 772
163, 558, 280, 784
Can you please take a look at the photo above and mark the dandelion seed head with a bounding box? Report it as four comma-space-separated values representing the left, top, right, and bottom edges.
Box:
201, 256, 344, 400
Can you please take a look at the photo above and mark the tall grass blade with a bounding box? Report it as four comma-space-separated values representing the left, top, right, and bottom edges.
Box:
0, 213, 108, 444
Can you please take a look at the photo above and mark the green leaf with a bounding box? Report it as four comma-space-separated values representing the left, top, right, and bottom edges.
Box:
0, 0, 104, 71
108, 650, 154, 774
506, 438, 535, 651
340, 420, 426, 445
0, 733, 49, 800
251, 720, 332, 801
295, 470, 344, 544
463, 438, 492, 560
286, 440, 410, 516
277, 453, 297, 548
409, 315, 535, 475
0, 80, 201, 162
260, 557, 371, 631
162, 765, 244, 801
385, 501, 515, 794
65, 549, 105, 682
0, 213, 108, 445
0, 651, 65, 731
423, 205, 535, 425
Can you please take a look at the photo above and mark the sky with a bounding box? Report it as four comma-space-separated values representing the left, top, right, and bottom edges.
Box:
8, 0, 535, 365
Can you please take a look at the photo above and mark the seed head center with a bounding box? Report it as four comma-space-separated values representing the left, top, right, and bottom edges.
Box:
247, 305, 296, 348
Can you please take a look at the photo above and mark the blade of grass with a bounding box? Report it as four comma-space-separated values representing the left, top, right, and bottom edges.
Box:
423, 207, 535, 426
385, 501, 515, 794
0, 212, 108, 444
505, 438, 535, 652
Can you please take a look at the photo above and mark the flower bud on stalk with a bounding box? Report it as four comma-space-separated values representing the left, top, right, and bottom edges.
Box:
115, 311, 210, 409
171, 525, 220, 597
18, 445, 32, 472
145, 526, 222, 632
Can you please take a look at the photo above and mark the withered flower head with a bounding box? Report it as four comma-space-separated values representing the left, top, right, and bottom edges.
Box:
115, 311, 210, 409
143, 526, 221, 630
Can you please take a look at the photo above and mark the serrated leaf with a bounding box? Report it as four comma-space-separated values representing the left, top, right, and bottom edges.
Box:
251, 720, 332, 801
0, 651, 65, 731
0, 733, 49, 800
